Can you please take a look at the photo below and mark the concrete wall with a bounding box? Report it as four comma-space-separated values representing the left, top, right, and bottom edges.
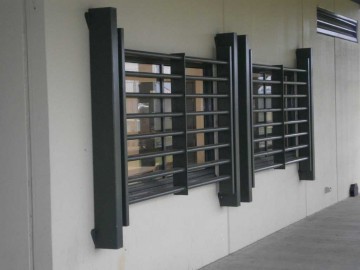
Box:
0, 1, 53, 270
0, 1, 32, 269
1, 0, 359, 269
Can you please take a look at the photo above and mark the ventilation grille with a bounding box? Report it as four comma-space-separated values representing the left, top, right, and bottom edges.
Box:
317, 7, 358, 42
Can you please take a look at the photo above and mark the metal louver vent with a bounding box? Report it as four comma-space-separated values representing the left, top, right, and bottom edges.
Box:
317, 7, 358, 42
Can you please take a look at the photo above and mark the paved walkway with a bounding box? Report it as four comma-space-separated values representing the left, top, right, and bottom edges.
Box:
201, 197, 360, 270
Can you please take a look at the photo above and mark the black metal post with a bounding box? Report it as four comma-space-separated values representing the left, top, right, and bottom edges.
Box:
171, 53, 189, 194
215, 33, 241, 207
296, 48, 315, 180
86, 7, 124, 249
237, 35, 253, 202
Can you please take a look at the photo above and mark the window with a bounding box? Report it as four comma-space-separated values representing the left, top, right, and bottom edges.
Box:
317, 7, 358, 42
124, 51, 237, 205
251, 49, 314, 178
85, 7, 314, 249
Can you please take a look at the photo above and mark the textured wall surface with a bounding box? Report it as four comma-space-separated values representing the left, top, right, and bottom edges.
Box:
0, 1, 32, 269
2, 0, 358, 270
43, 1, 360, 270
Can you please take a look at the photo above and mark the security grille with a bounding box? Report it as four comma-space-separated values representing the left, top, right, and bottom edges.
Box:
124, 50, 235, 204
252, 49, 314, 175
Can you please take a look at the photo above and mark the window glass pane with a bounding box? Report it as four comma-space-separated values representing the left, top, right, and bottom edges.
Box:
163, 98, 172, 113
258, 127, 265, 136
164, 117, 172, 131
127, 138, 162, 156
126, 117, 162, 135
125, 63, 160, 73
128, 157, 163, 178
164, 155, 173, 170
257, 99, 264, 109
265, 98, 272, 109
126, 98, 161, 114
188, 150, 205, 164
258, 112, 265, 123
266, 112, 273, 122
266, 126, 273, 135
164, 136, 173, 149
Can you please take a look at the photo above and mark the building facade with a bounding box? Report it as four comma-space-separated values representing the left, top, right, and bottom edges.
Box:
1, 0, 360, 270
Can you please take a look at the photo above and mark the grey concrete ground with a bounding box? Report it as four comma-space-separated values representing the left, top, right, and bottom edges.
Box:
201, 197, 360, 270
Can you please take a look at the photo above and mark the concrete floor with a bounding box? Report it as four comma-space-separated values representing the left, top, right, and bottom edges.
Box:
201, 197, 360, 270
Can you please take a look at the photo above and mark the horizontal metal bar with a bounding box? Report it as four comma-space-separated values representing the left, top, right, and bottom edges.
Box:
253, 135, 283, 142
253, 79, 281, 85
318, 19, 357, 35
186, 75, 228, 82
125, 71, 182, 79
253, 108, 282, 113
186, 94, 229, 98
127, 131, 184, 140
254, 65, 307, 73
254, 163, 283, 172
253, 94, 282, 98
185, 56, 228, 65
253, 64, 282, 71
127, 112, 183, 119
125, 49, 182, 60
284, 81, 307, 86
187, 127, 230, 134
283, 67, 307, 73
187, 143, 230, 152
129, 186, 186, 204
285, 156, 309, 165
187, 111, 229, 116
284, 107, 308, 111
285, 144, 308, 152
317, 27, 358, 43
253, 149, 283, 157
127, 149, 185, 161
128, 168, 185, 182
128, 178, 173, 193
188, 159, 231, 171
284, 119, 308, 125
254, 122, 282, 128
285, 132, 308, 138
284, 94, 307, 98
189, 175, 231, 189
126, 93, 183, 98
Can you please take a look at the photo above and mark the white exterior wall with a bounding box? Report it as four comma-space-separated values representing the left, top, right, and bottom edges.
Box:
0, 1, 32, 269
1, 0, 359, 270
0, 1, 52, 270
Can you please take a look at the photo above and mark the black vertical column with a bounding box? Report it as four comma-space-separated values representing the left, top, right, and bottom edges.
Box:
171, 53, 188, 194
86, 7, 124, 249
237, 35, 253, 202
215, 33, 241, 207
296, 48, 315, 180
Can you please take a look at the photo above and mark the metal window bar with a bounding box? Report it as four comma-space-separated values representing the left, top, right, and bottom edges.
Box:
123, 39, 237, 206
252, 51, 313, 175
